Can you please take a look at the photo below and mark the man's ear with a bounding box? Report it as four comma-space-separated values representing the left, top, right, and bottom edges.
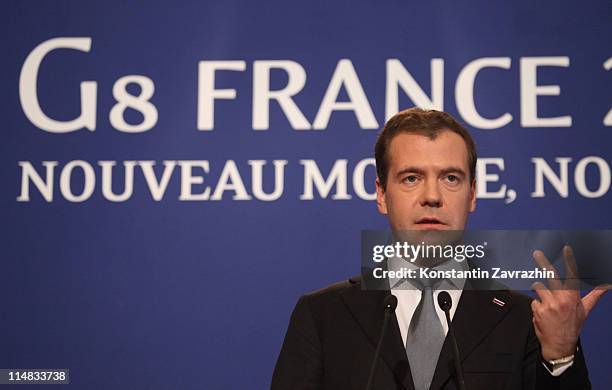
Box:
469, 178, 477, 212
376, 177, 388, 215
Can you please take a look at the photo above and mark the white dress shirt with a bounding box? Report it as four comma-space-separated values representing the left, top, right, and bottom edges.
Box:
388, 256, 465, 344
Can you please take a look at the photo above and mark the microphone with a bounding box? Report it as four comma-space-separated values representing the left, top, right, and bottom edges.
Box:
365, 294, 398, 390
437, 291, 467, 390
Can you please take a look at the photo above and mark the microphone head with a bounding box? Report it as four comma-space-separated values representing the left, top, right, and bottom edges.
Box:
437, 291, 453, 312
383, 294, 398, 312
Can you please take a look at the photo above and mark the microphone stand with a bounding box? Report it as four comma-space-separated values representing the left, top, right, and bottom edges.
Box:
438, 291, 467, 390
365, 295, 397, 390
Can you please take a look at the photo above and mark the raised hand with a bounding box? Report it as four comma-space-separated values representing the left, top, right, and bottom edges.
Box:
531, 245, 611, 360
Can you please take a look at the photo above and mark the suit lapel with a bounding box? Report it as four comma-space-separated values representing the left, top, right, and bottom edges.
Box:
341, 278, 414, 390
429, 289, 514, 389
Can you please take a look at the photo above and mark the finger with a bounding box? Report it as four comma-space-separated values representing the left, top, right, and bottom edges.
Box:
531, 281, 554, 302
533, 250, 562, 289
531, 299, 542, 320
532, 316, 543, 338
582, 284, 612, 317
563, 245, 580, 290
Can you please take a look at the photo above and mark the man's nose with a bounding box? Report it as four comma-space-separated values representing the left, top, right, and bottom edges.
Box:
419, 179, 442, 208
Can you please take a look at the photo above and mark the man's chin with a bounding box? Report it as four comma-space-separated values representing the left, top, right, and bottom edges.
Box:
393, 225, 464, 247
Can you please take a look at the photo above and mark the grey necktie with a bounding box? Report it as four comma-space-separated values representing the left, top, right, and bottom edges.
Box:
405, 278, 445, 390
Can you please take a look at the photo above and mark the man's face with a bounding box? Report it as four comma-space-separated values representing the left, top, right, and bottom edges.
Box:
376, 130, 476, 231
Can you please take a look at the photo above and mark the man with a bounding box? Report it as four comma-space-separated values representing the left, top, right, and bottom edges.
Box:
271, 108, 609, 389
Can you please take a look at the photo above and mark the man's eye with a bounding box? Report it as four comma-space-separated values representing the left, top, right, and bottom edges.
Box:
445, 175, 460, 184
403, 175, 418, 184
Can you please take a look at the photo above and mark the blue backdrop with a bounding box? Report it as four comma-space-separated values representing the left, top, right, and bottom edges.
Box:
1, 0, 611, 388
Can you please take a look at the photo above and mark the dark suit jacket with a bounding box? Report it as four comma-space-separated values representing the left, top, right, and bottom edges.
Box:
271, 276, 590, 390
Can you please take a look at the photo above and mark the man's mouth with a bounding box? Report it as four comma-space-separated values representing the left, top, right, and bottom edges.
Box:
415, 217, 445, 226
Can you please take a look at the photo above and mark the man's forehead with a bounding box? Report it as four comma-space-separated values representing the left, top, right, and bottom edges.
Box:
387, 131, 470, 171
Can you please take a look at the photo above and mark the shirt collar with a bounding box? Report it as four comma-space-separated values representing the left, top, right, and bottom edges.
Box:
387, 255, 468, 291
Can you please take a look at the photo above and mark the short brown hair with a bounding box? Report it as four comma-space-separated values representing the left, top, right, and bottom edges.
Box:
375, 108, 477, 189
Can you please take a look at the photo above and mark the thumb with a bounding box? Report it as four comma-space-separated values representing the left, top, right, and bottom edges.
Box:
582, 284, 612, 317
